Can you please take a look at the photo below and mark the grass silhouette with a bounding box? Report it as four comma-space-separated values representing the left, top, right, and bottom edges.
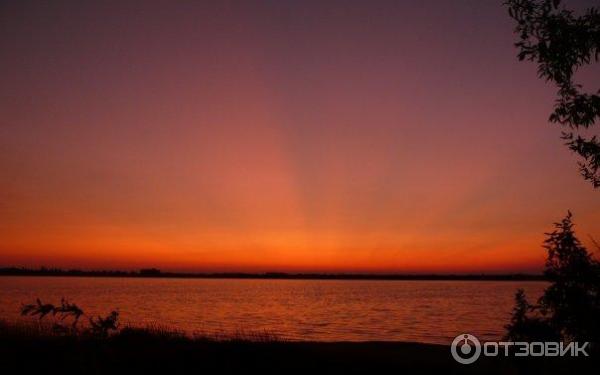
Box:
2, 316, 597, 375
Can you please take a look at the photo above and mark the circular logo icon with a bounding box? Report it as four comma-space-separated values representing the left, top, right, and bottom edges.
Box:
451, 333, 481, 364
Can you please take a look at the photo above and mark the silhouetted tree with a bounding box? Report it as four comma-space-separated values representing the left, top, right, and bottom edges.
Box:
506, 212, 600, 342
140, 268, 161, 276
540, 212, 600, 340
506, 0, 600, 188
505, 289, 559, 341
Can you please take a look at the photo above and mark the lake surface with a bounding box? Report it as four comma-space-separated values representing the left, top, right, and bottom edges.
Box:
0, 276, 546, 344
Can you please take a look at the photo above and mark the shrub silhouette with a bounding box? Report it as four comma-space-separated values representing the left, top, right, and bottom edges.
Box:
506, 212, 600, 342
55, 298, 84, 327
20, 299, 56, 321
90, 310, 120, 337
20, 298, 119, 336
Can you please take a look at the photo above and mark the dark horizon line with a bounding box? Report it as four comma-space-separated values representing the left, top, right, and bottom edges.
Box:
0, 266, 546, 281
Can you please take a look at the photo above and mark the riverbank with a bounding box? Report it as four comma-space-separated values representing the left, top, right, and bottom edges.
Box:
0, 321, 594, 375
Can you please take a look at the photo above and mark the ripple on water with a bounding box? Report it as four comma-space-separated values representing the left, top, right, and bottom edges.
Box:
0, 277, 547, 344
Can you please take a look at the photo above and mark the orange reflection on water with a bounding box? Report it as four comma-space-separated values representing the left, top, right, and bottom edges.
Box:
0, 276, 547, 344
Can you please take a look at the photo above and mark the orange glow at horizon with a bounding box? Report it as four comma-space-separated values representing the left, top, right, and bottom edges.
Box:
1, 1, 598, 273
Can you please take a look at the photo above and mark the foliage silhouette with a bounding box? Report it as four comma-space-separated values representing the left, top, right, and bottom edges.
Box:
20, 298, 119, 336
505, 289, 560, 341
506, 0, 600, 188
90, 310, 120, 337
506, 212, 600, 342
20, 299, 56, 321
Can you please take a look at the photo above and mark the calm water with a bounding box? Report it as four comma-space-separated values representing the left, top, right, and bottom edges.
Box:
0, 276, 546, 344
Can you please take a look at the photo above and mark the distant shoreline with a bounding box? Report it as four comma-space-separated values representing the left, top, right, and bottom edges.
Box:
0, 267, 545, 281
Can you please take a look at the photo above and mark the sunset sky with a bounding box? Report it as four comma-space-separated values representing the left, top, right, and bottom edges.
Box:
1, 0, 598, 273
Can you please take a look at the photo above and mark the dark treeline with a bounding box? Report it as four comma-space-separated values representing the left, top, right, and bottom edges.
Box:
0, 266, 545, 281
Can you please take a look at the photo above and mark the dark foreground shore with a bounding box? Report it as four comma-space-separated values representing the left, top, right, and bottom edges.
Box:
0, 322, 595, 375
